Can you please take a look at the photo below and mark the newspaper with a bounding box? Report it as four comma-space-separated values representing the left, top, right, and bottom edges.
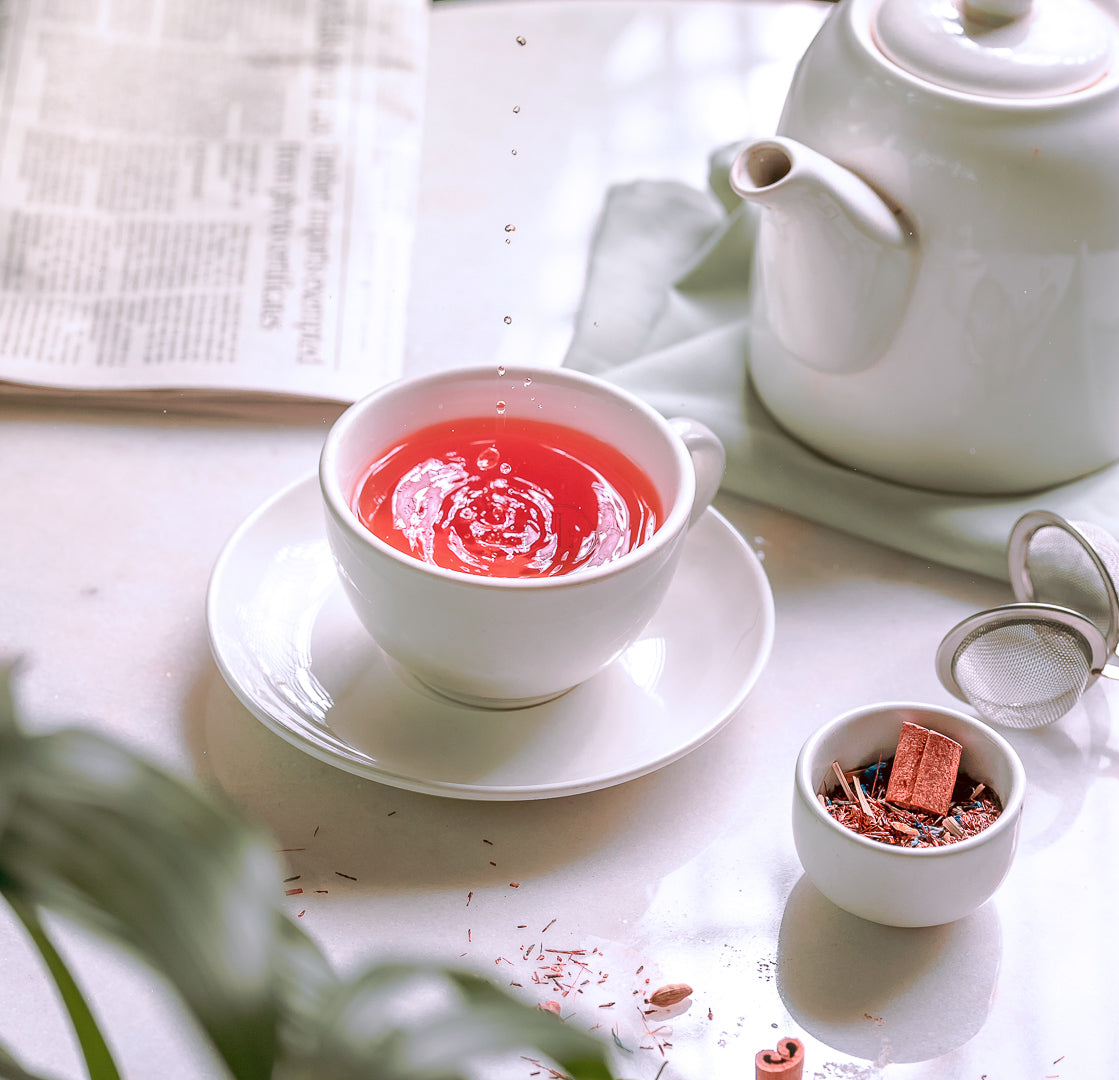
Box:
0, 0, 427, 412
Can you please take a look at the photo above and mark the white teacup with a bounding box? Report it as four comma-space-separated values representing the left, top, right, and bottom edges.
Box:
319, 365, 725, 708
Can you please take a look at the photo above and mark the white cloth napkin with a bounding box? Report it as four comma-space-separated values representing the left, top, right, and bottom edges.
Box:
563, 146, 1119, 581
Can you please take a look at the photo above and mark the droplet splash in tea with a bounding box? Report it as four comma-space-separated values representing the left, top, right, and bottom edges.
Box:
353, 416, 662, 578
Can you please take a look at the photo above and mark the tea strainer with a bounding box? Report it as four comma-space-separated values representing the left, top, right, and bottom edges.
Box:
1007, 509, 1119, 654
936, 601, 1119, 730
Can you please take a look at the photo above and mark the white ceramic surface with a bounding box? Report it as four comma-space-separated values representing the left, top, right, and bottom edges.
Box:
206, 475, 774, 800
730, 0, 1119, 494
319, 364, 725, 706
793, 702, 1026, 927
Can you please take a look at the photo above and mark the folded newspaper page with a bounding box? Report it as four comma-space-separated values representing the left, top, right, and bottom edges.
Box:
0, 0, 426, 410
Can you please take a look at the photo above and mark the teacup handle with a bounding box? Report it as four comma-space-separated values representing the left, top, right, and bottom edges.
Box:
669, 417, 726, 526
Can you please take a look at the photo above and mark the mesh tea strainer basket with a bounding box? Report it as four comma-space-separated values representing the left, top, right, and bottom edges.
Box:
936, 602, 1115, 730
937, 511, 1119, 729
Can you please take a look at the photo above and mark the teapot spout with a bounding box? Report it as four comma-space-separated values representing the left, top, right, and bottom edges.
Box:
729, 136, 915, 374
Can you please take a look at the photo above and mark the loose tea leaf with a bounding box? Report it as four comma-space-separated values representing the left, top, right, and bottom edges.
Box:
823, 755, 1002, 848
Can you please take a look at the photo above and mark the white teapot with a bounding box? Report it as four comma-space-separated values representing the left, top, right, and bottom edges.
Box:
729, 0, 1119, 494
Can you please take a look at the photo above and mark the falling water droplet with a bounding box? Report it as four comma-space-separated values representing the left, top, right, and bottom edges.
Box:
515, 35, 526, 45
513, 105, 521, 114
511, 149, 517, 156
503, 315, 512, 325
523, 376, 532, 387
496, 400, 507, 415
505, 224, 516, 233
500, 462, 512, 474
476, 446, 500, 470
497, 364, 506, 376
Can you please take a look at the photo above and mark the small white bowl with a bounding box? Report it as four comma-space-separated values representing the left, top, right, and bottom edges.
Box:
792, 702, 1026, 927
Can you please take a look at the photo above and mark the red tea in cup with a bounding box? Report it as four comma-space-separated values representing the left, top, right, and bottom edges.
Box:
353, 415, 663, 577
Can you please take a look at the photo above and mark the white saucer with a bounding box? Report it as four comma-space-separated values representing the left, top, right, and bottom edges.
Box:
206, 475, 775, 800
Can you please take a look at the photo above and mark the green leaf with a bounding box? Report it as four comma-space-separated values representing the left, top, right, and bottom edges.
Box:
3, 894, 120, 1080
0, 666, 22, 831
0, 667, 614, 1080
0, 1039, 59, 1080
0, 664, 18, 736
0, 724, 292, 1080
282, 962, 614, 1080
446, 969, 614, 1080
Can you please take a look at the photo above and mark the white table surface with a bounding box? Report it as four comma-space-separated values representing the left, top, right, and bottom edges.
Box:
2, 2, 1115, 1078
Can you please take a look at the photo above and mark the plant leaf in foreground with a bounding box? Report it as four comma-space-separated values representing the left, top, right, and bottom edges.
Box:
0, 666, 289, 1080
0, 667, 614, 1080
3, 894, 121, 1080
282, 962, 613, 1080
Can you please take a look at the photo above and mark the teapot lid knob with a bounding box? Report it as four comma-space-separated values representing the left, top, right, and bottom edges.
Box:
874, 0, 1115, 98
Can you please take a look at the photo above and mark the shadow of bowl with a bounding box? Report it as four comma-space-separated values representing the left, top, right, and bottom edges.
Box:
776, 876, 1002, 1063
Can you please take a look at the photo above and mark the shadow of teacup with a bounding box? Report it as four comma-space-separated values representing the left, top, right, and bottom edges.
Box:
776, 876, 1002, 1063
184, 656, 766, 907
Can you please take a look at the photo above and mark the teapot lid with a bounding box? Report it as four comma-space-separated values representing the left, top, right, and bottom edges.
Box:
873, 0, 1116, 98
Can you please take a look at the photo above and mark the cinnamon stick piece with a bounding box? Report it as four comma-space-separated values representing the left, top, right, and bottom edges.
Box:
756, 1036, 804, 1079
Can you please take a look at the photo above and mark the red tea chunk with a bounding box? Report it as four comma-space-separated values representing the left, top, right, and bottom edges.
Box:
884, 721, 962, 816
